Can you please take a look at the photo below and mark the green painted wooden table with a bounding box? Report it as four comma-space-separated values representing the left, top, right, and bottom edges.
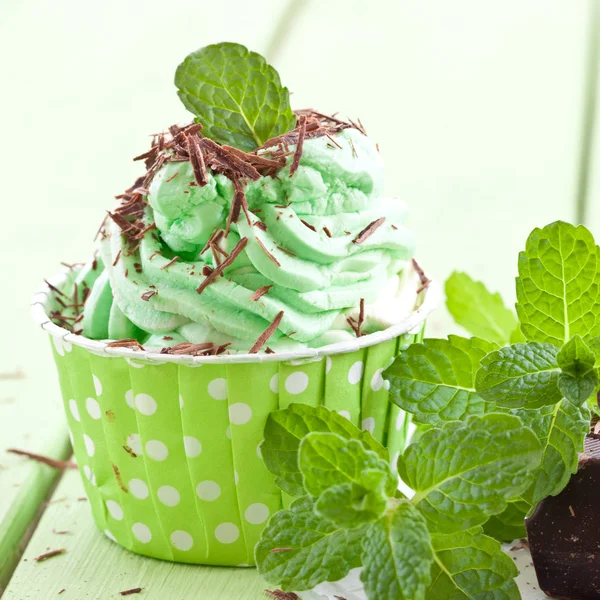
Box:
1, 0, 599, 597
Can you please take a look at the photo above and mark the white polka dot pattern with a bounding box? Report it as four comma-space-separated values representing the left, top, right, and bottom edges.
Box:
92, 374, 103, 396
196, 480, 221, 501
145, 440, 168, 461
348, 361, 364, 385
69, 399, 80, 422
158, 485, 180, 507
183, 436, 202, 457
129, 478, 149, 500
214, 522, 239, 544
106, 500, 123, 521
171, 530, 193, 551
86, 397, 101, 420
132, 522, 152, 543
135, 393, 157, 416
245, 503, 269, 524
229, 403, 252, 425
285, 371, 309, 395
207, 378, 227, 400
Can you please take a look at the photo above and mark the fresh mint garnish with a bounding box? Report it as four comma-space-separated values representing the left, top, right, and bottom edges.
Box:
514, 400, 590, 504
428, 529, 520, 599
446, 271, 520, 345
483, 501, 529, 542
556, 335, 599, 405
256, 405, 540, 599
260, 403, 387, 498
475, 342, 562, 409
255, 495, 367, 591
384, 336, 498, 426
361, 501, 433, 600
175, 42, 295, 151
516, 221, 600, 346
400, 414, 541, 533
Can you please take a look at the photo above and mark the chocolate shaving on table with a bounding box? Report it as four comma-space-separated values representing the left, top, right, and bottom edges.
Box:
141, 290, 157, 301
34, 549, 66, 562
289, 114, 307, 177
256, 238, 281, 267
250, 285, 273, 301
353, 217, 385, 245
249, 311, 284, 354
411, 258, 431, 293
119, 588, 142, 597
196, 237, 248, 295
7, 449, 77, 470
160, 256, 179, 270
105, 339, 145, 351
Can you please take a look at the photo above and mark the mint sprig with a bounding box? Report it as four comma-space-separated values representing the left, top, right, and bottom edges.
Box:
400, 414, 541, 533
255, 405, 540, 599
175, 42, 295, 151
385, 336, 498, 426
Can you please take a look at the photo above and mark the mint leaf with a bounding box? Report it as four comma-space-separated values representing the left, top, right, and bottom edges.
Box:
483, 501, 529, 542
401, 414, 542, 533
175, 42, 295, 151
299, 432, 396, 497
514, 400, 590, 503
445, 272, 518, 345
475, 342, 562, 408
557, 335, 598, 405
315, 475, 390, 529
385, 336, 498, 426
261, 404, 387, 497
427, 529, 520, 600
361, 502, 433, 600
255, 495, 366, 591
516, 221, 600, 346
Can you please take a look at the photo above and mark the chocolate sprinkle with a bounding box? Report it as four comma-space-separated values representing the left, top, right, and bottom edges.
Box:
160, 256, 179, 271
34, 549, 66, 562
119, 589, 142, 597
300, 219, 317, 232
141, 290, 157, 301
412, 258, 431, 293
353, 217, 385, 245
256, 238, 281, 267
7, 449, 77, 470
322, 226, 332, 238
250, 285, 273, 301
196, 237, 248, 295
289, 114, 307, 177
105, 339, 145, 351
249, 311, 284, 354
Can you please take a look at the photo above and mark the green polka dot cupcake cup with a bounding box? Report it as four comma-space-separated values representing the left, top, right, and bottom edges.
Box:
31, 271, 439, 567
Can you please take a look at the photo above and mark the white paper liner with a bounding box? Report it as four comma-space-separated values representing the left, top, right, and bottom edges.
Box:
32, 266, 440, 365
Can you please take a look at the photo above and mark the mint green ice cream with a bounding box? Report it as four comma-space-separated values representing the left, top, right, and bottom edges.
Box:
61, 125, 418, 353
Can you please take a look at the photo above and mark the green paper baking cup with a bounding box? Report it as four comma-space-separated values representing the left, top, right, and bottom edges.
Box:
31, 270, 439, 566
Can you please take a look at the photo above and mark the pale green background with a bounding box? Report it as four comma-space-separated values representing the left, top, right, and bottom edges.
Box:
0, 1, 599, 598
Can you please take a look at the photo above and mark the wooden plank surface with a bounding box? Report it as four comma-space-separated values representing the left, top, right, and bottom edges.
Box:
2, 470, 268, 599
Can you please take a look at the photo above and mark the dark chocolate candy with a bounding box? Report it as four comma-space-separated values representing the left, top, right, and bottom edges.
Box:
526, 436, 600, 599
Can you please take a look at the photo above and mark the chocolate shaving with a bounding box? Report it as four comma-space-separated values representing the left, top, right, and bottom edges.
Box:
357, 298, 365, 337
250, 285, 273, 301
7, 449, 77, 470
112, 249, 122, 267
412, 258, 431, 293
249, 311, 284, 354
165, 170, 179, 183
322, 226, 332, 238
160, 256, 179, 271
353, 217, 385, 245
119, 589, 142, 597
141, 290, 157, 301
196, 237, 248, 295
45, 280, 67, 298
105, 339, 145, 351
186, 133, 208, 187
300, 219, 316, 232
160, 342, 231, 357
289, 114, 307, 177
254, 221, 267, 231
256, 238, 281, 267
148, 250, 162, 261
35, 549, 66, 562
